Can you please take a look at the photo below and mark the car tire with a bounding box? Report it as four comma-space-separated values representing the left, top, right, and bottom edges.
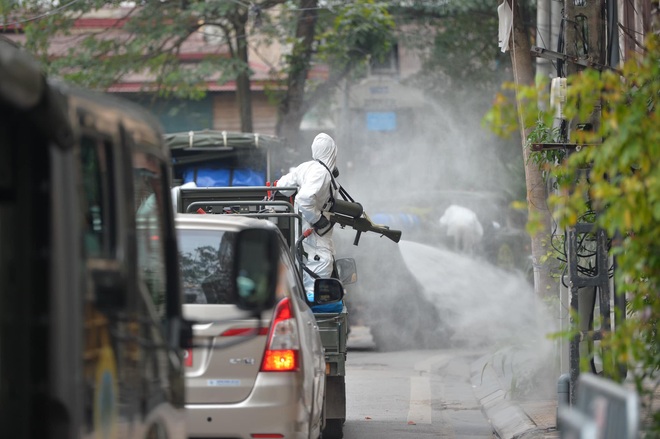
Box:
322, 419, 343, 439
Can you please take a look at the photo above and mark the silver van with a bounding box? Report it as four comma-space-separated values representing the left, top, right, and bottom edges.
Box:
176, 213, 340, 439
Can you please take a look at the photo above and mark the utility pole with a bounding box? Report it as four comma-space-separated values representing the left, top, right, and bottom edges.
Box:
561, 0, 627, 405
563, 0, 603, 406
531, 0, 626, 405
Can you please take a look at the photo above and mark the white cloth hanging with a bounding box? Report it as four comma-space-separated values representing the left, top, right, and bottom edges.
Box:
498, 1, 513, 53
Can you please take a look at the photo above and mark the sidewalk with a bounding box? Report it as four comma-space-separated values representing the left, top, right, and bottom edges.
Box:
470, 352, 560, 439
471, 352, 660, 439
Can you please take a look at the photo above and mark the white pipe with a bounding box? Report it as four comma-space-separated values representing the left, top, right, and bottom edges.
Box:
536, 0, 552, 108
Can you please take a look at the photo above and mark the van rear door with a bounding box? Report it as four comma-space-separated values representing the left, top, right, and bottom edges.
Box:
178, 228, 270, 404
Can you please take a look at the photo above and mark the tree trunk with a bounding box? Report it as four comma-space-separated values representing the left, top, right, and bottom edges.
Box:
276, 0, 319, 150
235, 12, 253, 133
508, 0, 556, 298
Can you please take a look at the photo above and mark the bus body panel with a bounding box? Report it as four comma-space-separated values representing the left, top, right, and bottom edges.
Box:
0, 41, 186, 439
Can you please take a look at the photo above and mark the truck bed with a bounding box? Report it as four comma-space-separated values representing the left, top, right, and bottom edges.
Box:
314, 307, 349, 377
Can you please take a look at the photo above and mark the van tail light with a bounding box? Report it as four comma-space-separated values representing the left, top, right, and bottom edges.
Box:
260, 298, 300, 372
184, 348, 193, 367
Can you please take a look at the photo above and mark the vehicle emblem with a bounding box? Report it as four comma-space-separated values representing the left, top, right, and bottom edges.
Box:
229, 357, 255, 365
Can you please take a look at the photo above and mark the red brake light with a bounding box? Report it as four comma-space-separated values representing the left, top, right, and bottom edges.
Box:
184, 348, 192, 367
261, 350, 299, 372
260, 298, 299, 372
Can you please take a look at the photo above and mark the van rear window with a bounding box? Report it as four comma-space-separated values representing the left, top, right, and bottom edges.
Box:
177, 229, 237, 304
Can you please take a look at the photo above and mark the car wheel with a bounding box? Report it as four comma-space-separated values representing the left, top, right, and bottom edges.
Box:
322, 419, 343, 439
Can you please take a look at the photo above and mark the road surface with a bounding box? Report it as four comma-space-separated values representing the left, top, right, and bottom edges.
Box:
343, 327, 497, 438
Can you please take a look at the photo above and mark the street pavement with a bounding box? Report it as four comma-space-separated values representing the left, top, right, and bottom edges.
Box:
348, 326, 561, 439
348, 324, 659, 438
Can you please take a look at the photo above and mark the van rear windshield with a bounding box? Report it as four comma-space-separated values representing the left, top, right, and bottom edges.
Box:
177, 229, 237, 304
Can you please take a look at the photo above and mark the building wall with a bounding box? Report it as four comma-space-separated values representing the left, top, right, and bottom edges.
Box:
126, 96, 214, 133
212, 92, 278, 135
123, 91, 278, 135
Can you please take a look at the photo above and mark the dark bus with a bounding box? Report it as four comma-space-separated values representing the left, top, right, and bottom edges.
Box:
0, 39, 187, 439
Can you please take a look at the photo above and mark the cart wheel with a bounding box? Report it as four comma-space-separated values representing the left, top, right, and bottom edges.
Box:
322, 419, 343, 439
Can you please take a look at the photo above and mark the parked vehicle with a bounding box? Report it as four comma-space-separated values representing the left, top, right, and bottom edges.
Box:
165, 130, 284, 187
176, 213, 343, 439
0, 38, 276, 439
173, 186, 357, 439
295, 230, 355, 439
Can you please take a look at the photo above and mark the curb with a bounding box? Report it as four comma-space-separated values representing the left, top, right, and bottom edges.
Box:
470, 354, 539, 439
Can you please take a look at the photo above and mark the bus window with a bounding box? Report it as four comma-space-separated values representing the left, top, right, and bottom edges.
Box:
80, 135, 116, 258
133, 151, 167, 317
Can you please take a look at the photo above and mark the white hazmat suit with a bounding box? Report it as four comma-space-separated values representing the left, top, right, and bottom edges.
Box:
277, 133, 338, 302
439, 204, 484, 255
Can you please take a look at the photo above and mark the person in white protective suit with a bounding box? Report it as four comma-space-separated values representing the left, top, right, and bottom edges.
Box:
276, 133, 340, 307
438, 204, 484, 255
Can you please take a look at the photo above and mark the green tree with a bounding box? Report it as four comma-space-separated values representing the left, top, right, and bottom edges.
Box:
274, 0, 395, 148
5, 0, 394, 142
552, 35, 660, 434
491, 33, 660, 434
392, 0, 512, 101
9, 0, 288, 132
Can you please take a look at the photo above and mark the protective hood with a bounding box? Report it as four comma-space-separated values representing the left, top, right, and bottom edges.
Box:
310, 133, 337, 172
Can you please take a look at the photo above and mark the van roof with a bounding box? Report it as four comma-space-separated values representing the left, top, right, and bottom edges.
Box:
175, 213, 280, 232
165, 130, 283, 151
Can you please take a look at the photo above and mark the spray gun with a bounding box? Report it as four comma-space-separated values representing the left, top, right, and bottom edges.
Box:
328, 199, 402, 246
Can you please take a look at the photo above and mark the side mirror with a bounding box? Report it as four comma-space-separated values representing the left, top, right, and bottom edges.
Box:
313, 278, 345, 306
233, 228, 279, 312
336, 258, 358, 285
